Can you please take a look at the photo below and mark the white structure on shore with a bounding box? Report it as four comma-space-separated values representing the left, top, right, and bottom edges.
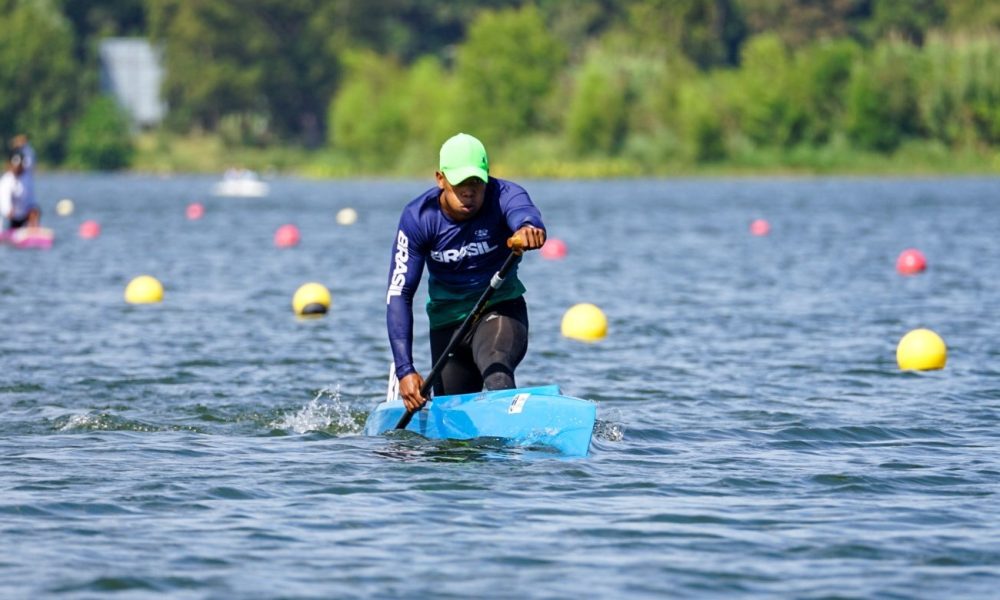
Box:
99, 38, 166, 128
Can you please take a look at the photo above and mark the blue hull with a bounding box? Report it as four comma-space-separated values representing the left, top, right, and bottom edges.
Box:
364, 385, 597, 457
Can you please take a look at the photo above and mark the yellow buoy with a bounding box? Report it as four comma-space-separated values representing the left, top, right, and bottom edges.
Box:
124, 275, 164, 304
55, 198, 75, 216
292, 282, 331, 317
896, 328, 947, 371
336, 207, 358, 226
561, 303, 608, 342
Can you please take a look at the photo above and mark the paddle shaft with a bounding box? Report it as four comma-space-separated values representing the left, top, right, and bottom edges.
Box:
395, 246, 523, 429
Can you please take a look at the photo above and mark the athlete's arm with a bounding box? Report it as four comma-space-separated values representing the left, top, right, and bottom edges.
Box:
500, 182, 546, 251
0, 175, 13, 220
386, 212, 427, 411
512, 224, 545, 252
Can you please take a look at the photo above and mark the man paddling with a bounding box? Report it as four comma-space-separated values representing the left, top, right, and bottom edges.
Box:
386, 133, 546, 413
0, 151, 39, 230
10, 135, 36, 213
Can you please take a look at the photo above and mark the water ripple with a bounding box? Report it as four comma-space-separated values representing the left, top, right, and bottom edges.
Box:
2, 176, 999, 599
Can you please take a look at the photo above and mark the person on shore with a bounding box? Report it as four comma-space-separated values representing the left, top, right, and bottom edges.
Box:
386, 133, 547, 412
0, 151, 40, 230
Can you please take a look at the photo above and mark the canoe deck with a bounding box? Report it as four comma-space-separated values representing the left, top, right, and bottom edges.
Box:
364, 385, 597, 457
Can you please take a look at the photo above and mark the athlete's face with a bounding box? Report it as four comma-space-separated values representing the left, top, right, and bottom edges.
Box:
436, 172, 486, 221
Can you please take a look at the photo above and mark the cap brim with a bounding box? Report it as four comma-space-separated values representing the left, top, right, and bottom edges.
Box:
443, 166, 488, 186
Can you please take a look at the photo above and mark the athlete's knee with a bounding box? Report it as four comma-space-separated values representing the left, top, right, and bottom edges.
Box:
482, 364, 515, 390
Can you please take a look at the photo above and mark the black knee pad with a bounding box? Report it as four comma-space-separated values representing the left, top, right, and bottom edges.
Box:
483, 367, 515, 390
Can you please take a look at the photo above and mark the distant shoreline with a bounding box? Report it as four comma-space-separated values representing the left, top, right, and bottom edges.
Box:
30, 132, 1000, 179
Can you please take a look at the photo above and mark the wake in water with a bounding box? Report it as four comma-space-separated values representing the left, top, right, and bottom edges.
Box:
594, 419, 626, 442
55, 413, 202, 433
594, 406, 627, 442
270, 386, 366, 435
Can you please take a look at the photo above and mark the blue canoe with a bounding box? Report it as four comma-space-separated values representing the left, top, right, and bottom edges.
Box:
364, 385, 597, 457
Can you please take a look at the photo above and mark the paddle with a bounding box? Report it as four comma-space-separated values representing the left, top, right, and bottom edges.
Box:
395, 235, 526, 429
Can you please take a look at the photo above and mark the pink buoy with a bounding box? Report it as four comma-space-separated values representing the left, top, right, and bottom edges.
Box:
274, 224, 301, 248
186, 202, 205, 220
749, 219, 770, 236
896, 248, 927, 275
79, 220, 101, 239
540, 238, 568, 260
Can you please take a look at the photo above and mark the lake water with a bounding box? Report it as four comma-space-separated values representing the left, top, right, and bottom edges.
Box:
2, 174, 999, 598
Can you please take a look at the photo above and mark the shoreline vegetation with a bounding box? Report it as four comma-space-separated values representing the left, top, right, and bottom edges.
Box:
6, 3, 1000, 179
126, 132, 998, 179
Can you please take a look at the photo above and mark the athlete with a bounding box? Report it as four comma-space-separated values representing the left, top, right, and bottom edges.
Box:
10, 135, 36, 211
0, 151, 39, 230
386, 133, 546, 413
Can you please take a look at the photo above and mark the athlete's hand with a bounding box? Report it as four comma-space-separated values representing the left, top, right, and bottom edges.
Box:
509, 225, 546, 255
399, 372, 427, 412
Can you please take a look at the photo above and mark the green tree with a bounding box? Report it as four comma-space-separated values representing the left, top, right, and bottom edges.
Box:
148, 0, 340, 145
918, 33, 1000, 145
790, 38, 861, 144
66, 96, 135, 170
737, 0, 870, 49
962, 36, 1000, 144
452, 5, 567, 145
0, 0, 80, 162
677, 75, 732, 162
398, 56, 458, 151
733, 33, 799, 147
318, 0, 523, 63
58, 0, 147, 60
846, 39, 922, 151
868, 0, 947, 44
328, 51, 407, 167
148, 1, 267, 133
625, 0, 746, 68
944, 0, 1000, 31
565, 50, 630, 156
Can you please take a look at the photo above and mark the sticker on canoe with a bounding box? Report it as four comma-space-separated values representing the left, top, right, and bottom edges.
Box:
508, 393, 530, 414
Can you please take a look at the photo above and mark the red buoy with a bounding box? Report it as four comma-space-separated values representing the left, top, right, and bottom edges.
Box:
750, 219, 770, 236
540, 238, 568, 260
896, 248, 927, 275
274, 224, 301, 248
79, 220, 101, 239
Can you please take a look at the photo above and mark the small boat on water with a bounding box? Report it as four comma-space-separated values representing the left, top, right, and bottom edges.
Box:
0, 226, 54, 249
364, 385, 597, 456
212, 169, 269, 197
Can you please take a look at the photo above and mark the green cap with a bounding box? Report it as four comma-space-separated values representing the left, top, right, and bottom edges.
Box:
439, 133, 489, 185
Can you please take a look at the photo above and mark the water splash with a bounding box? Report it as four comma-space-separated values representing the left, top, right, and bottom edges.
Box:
271, 386, 365, 435
58, 413, 122, 432
54, 413, 188, 433
594, 406, 626, 442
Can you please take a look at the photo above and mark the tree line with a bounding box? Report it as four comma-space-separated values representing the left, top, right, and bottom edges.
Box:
1, 0, 998, 172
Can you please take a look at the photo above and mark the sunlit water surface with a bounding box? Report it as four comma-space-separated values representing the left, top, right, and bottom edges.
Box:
2, 174, 998, 598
